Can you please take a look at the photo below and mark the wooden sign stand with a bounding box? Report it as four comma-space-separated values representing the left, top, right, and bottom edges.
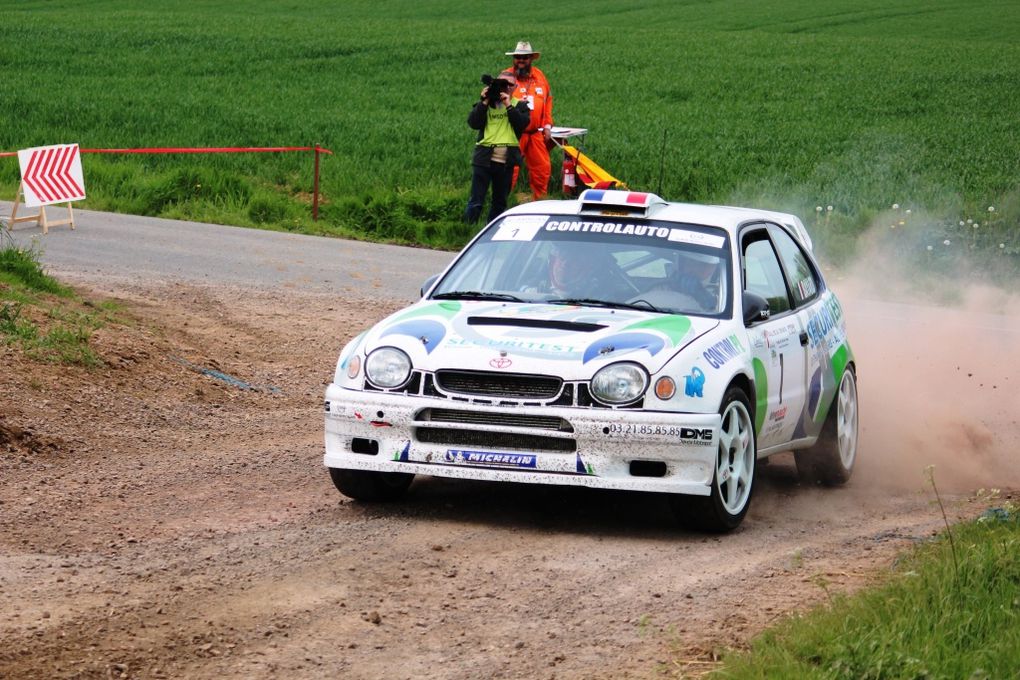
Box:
5, 181, 75, 234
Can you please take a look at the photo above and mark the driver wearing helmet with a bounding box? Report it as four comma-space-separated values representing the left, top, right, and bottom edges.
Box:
670, 250, 721, 311
542, 242, 627, 299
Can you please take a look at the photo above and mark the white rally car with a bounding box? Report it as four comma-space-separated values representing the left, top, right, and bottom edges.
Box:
324, 190, 858, 531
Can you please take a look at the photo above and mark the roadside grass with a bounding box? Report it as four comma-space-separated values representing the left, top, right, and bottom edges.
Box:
0, 242, 116, 366
698, 497, 1020, 679
1, 0, 1018, 274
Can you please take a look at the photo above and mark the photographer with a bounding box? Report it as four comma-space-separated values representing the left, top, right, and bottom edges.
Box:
464, 70, 530, 224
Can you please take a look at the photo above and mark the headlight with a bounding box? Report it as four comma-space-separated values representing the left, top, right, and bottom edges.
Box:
590, 362, 648, 405
365, 347, 412, 389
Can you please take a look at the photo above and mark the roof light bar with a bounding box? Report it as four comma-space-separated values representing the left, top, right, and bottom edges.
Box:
578, 189, 668, 215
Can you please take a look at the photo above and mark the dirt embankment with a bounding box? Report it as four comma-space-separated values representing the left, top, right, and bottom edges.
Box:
1, 277, 1017, 679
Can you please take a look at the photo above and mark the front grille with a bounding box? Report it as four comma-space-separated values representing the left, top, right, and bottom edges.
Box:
415, 427, 576, 452
435, 370, 562, 400
363, 370, 643, 410
416, 408, 573, 432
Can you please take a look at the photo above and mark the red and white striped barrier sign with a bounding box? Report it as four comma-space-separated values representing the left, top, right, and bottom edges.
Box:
17, 144, 86, 208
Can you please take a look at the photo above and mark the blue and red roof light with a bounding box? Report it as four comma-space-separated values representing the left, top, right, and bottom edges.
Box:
579, 189, 664, 209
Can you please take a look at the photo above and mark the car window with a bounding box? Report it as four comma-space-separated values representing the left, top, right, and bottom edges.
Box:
431, 215, 732, 317
742, 233, 792, 315
769, 225, 820, 308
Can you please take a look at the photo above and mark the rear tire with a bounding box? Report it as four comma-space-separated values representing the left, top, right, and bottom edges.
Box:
671, 387, 756, 532
328, 468, 414, 501
795, 366, 858, 485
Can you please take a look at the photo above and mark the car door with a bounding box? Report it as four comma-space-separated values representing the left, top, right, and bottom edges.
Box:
766, 223, 833, 440
740, 226, 809, 450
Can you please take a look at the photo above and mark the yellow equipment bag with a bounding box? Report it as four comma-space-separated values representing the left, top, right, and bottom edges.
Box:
561, 144, 627, 191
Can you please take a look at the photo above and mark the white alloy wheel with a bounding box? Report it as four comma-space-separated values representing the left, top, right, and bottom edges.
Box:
717, 397, 755, 516
795, 366, 858, 486
671, 386, 757, 532
834, 369, 859, 470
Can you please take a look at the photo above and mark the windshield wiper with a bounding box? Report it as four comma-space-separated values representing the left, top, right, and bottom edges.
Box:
432, 291, 525, 302
548, 298, 666, 313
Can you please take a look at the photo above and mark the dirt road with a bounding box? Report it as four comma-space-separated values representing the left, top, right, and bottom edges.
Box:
2, 271, 1017, 679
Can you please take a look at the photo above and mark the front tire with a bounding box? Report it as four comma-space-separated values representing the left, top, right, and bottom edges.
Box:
795, 366, 858, 485
671, 387, 756, 532
328, 468, 414, 501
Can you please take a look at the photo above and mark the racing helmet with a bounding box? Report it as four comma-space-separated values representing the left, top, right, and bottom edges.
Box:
549, 242, 604, 292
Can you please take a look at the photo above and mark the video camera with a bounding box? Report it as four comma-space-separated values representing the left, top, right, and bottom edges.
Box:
481, 73, 511, 106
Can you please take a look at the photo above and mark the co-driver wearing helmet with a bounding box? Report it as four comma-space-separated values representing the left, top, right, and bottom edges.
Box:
669, 251, 721, 312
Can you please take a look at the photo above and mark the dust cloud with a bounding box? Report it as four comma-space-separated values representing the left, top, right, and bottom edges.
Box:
827, 222, 1020, 496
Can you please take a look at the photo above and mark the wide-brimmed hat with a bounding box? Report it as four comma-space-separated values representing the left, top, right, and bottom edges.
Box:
506, 41, 540, 59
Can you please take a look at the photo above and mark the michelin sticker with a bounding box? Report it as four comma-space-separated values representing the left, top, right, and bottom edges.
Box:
444, 450, 538, 469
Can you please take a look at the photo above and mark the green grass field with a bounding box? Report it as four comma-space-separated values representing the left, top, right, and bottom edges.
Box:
2, 0, 1018, 261
713, 499, 1020, 679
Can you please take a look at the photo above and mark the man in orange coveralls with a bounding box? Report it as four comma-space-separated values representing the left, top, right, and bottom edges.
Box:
506, 41, 553, 200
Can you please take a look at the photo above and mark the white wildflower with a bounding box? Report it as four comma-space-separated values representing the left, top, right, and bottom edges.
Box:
892, 203, 900, 210
943, 239, 951, 246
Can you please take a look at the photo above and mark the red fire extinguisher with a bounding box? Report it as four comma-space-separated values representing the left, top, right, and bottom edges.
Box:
562, 153, 577, 196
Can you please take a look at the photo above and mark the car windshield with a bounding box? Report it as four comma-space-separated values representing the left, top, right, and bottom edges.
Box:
431, 214, 732, 317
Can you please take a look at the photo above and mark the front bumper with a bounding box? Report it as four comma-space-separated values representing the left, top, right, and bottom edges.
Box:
323, 383, 720, 496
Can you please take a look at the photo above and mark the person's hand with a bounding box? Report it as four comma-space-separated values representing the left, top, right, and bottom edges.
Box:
499, 90, 512, 107
543, 127, 553, 143
480, 86, 489, 101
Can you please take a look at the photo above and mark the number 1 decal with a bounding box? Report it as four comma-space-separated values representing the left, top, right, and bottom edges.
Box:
779, 352, 784, 404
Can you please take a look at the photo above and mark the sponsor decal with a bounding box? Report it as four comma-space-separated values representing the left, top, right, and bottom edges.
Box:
394, 441, 411, 462
605, 423, 712, 442
680, 427, 715, 446
575, 454, 594, 475
489, 356, 513, 369
622, 315, 693, 346
544, 220, 674, 239
768, 405, 788, 422
762, 328, 793, 350
684, 367, 705, 397
492, 215, 547, 241
805, 295, 844, 347
703, 334, 746, 369
797, 277, 817, 300
443, 450, 537, 469
666, 229, 727, 249
381, 318, 447, 354
445, 336, 580, 354
583, 331, 665, 363
391, 301, 461, 323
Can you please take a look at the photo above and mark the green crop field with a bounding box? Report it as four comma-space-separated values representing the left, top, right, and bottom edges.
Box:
1, 0, 1018, 267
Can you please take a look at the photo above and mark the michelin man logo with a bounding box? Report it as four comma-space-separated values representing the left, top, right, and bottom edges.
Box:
684, 367, 705, 398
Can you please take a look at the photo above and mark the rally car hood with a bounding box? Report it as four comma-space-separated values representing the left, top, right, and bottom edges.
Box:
360, 300, 719, 378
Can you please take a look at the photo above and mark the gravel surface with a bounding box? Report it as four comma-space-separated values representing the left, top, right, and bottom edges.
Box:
2, 215, 1018, 678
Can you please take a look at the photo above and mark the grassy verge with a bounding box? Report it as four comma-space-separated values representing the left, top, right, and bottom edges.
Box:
1, 1, 1018, 275
703, 494, 1020, 679
0, 238, 116, 366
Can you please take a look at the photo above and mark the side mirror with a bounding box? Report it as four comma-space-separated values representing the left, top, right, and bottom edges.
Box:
742, 291, 770, 326
420, 274, 440, 298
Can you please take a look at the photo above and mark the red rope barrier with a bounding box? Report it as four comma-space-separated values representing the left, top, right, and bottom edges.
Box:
0, 145, 333, 219
2, 146, 332, 157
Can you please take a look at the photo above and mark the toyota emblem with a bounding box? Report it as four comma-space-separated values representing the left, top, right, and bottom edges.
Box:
489, 357, 512, 369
